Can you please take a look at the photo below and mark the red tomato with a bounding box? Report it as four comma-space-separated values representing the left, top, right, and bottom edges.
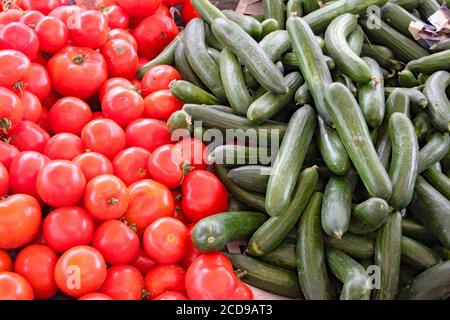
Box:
125, 118, 172, 152
43, 206, 94, 254
84, 174, 129, 221
48, 5, 85, 25
124, 179, 174, 234
143, 90, 182, 121
154, 291, 188, 300
73, 152, 113, 182
172, 191, 189, 224
141, 65, 181, 97
0, 163, 8, 197
92, 220, 139, 265
144, 264, 185, 299
0, 141, 19, 170
8, 120, 50, 153
181, 0, 200, 23
148, 144, 183, 189
181, 224, 201, 270
100, 265, 143, 300
48, 97, 92, 135
112, 147, 151, 186
14, 244, 58, 299
20, 63, 51, 103
0, 194, 41, 249
79, 293, 114, 300
36, 160, 86, 207
233, 281, 254, 300
101, 38, 138, 80
137, 57, 149, 70
107, 28, 137, 51
130, 247, 156, 276
0, 50, 31, 88
0, 22, 39, 60
9, 151, 49, 199
181, 170, 228, 222
43, 133, 85, 161
173, 137, 208, 170
132, 15, 179, 60
143, 217, 188, 264
47, 46, 108, 99
0, 9, 22, 25
39, 108, 50, 132
99, 77, 133, 102
19, 91, 42, 123
20, 0, 59, 15
35, 16, 69, 54
0, 272, 34, 300
104, 4, 129, 29
0, 87, 24, 131
68, 10, 108, 49
54, 245, 107, 298
102, 87, 144, 127
116, 0, 160, 18
20, 10, 45, 28
156, 4, 172, 18
0, 250, 12, 272
81, 119, 126, 159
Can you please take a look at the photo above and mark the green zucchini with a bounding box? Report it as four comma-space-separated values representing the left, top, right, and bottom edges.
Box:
294, 82, 312, 106
282, 52, 336, 71
361, 44, 404, 72
262, 0, 286, 29
430, 39, 450, 52
303, 0, 321, 14
402, 217, 438, 243
349, 198, 390, 235
418, 73, 431, 86
266, 106, 316, 216
208, 145, 271, 167
384, 87, 428, 109
406, 50, 450, 74
190, 0, 226, 25
380, 2, 419, 37
170, 80, 219, 105
401, 235, 442, 271
297, 192, 334, 300
347, 25, 364, 56
259, 242, 296, 271
228, 197, 250, 212
223, 10, 262, 39
227, 166, 270, 194
417, 0, 440, 19
373, 211, 402, 300
333, 72, 358, 97
423, 71, 450, 133
166, 110, 192, 134
413, 113, 432, 143
326, 233, 374, 260
422, 166, 450, 201
260, 19, 280, 39
174, 40, 204, 89
287, 16, 333, 124
192, 211, 267, 252
418, 132, 450, 173
286, 0, 303, 17
205, 24, 224, 51
433, 246, 450, 260
391, 0, 422, 10
398, 70, 420, 88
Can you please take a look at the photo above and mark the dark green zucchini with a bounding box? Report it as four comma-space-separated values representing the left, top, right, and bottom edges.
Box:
418, 132, 450, 173
401, 235, 442, 271
326, 233, 375, 260
423, 71, 450, 133
227, 166, 270, 194
349, 198, 390, 235
259, 242, 297, 271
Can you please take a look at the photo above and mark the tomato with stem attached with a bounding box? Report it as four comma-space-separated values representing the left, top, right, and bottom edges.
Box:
102, 86, 144, 127
141, 65, 181, 97
43, 133, 85, 161
0, 50, 32, 88
144, 264, 185, 299
73, 152, 114, 182
113, 147, 151, 186
173, 137, 208, 170
125, 118, 172, 153
48, 97, 92, 135
81, 119, 126, 159
19, 10, 45, 28
148, 144, 184, 189
19, 63, 51, 103
100, 265, 144, 300
0, 272, 34, 300
0, 86, 24, 132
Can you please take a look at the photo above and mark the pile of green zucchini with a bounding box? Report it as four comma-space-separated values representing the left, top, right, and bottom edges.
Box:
139, 0, 450, 300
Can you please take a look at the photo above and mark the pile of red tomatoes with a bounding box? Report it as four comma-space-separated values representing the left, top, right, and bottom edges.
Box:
0, 0, 253, 300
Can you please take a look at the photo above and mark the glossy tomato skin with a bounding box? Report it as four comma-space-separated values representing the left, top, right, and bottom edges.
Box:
48, 5, 85, 25
100, 265, 143, 300
0, 87, 24, 131
0, 50, 32, 88
181, 0, 200, 23
182, 170, 228, 222
68, 10, 109, 49
47, 46, 108, 99
141, 65, 181, 97
20, 63, 51, 103
8, 120, 50, 153
43, 133, 85, 161
48, 97, 92, 135
19, 91, 43, 124
0, 22, 39, 60
148, 144, 183, 189
143, 90, 183, 121
0, 194, 42, 250
101, 87, 144, 127
132, 14, 179, 60
173, 138, 208, 170
0, 9, 22, 25
83, 174, 129, 221
73, 152, 114, 182
35, 16, 69, 54
154, 291, 188, 300
54, 245, 107, 298
101, 38, 138, 80
112, 147, 151, 186
116, 0, 160, 18
144, 264, 186, 299
14, 244, 58, 299
9, 151, 49, 199
0, 250, 12, 272
124, 179, 174, 235
104, 5, 129, 29
107, 28, 137, 51
92, 220, 139, 266
79, 293, 114, 300
43, 206, 94, 254
143, 217, 188, 264
125, 118, 172, 153
0, 163, 8, 197
19, 10, 45, 28
0, 141, 19, 170
81, 119, 126, 159
0, 272, 34, 300
130, 247, 156, 276
36, 160, 86, 207
156, 4, 172, 18
20, 0, 59, 15
99, 77, 133, 102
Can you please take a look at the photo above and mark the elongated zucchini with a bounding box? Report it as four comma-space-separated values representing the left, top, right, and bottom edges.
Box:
209, 145, 271, 167
430, 39, 450, 52
297, 192, 334, 300
349, 198, 390, 235
205, 24, 224, 51
259, 242, 296, 270
190, 0, 226, 24
401, 218, 438, 243
347, 25, 364, 56
192, 211, 267, 252
174, 40, 205, 89
262, 0, 286, 29
417, 0, 440, 18
391, 0, 422, 10
170, 80, 219, 105
418, 132, 450, 173
326, 233, 374, 260
373, 211, 402, 300
384, 87, 428, 109
282, 52, 336, 71
286, 0, 303, 18
380, 2, 419, 37
266, 106, 316, 216
401, 235, 442, 271
406, 50, 450, 74
287, 16, 333, 124
361, 44, 404, 72
227, 166, 270, 194
422, 166, 450, 201
223, 10, 262, 39
423, 71, 450, 133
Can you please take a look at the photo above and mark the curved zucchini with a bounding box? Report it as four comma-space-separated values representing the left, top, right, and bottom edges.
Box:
223, 10, 262, 39
361, 44, 404, 72
347, 25, 364, 56
423, 165, 450, 201
384, 87, 428, 109
401, 235, 442, 271
170, 80, 219, 105
262, 0, 286, 29
326, 233, 374, 260
418, 132, 450, 173
423, 71, 450, 133
174, 40, 205, 88
190, 0, 226, 24
259, 242, 296, 270
227, 166, 270, 194
349, 198, 390, 235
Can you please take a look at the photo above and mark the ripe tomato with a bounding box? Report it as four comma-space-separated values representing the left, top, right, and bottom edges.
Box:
112, 147, 151, 186
20, 10, 45, 28
143, 217, 188, 264
144, 264, 185, 299
141, 65, 181, 97
43, 133, 85, 161
81, 119, 126, 159
107, 28, 138, 51
14, 244, 58, 299
124, 179, 174, 234
0, 272, 34, 300
132, 15, 179, 60
73, 152, 113, 182
180, 224, 201, 270
137, 57, 149, 70
181, 170, 228, 222
154, 291, 188, 300
68, 10, 108, 49
115, 0, 160, 18
0, 9, 22, 25
173, 137, 208, 170
125, 118, 172, 152
79, 293, 114, 300
99, 77, 133, 102
35, 16, 69, 53
130, 247, 156, 276
181, 0, 200, 23
92, 220, 139, 265
144, 90, 182, 121
20, 0, 59, 15
0, 194, 41, 250
36, 160, 86, 207
100, 265, 143, 300
48, 5, 85, 25
19, 91, 42, 124
148, 144, 183, 189
0, 250, 12, 272
172, 191, 189, 224
0, 50, 32, 88
0, 87, 24, 131
156, 4, 172, 18
84, 174, 129, 221
47, 46, 108, 99
0, 141, 19, 170
9, 151, 49, 199
102, 86, 144, 127
48, 97, 92, 135
101, 38, 139, 80
0, 163, 8, 197
43, 207, 94, 254
0, 22, 39, 60
104, 5, 129, 29
54, 246, 107, 298
20, 63, 51, 103
8, 120, 50, 153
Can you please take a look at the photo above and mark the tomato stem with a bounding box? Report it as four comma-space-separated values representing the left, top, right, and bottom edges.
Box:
72, 55, 86, 65
0, 118, 12, 134
107, 198, 119, 206
141, 287, 149, 300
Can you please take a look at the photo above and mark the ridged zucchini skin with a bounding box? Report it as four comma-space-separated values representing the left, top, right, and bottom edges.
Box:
423, 166, 450, 201
418, 132, 450, 173
174, 41, 205, 89
347, 25, 364, 56
222, 10, 262, 39
401, 235, 442, 271
380, 2, 419, 37
208, 145, 271, 167
262, 0, 286, 30
170, 80, 219, 105
227, 166, 270, 194
326, 233, 375, 260
417, 0, 440, 18
406, 50, 450, 74
423, 71, 450, 133
384, 87, 428, 109
259, 242, 297, 270
325, 82, 393, 200
349, 198, 390, 235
